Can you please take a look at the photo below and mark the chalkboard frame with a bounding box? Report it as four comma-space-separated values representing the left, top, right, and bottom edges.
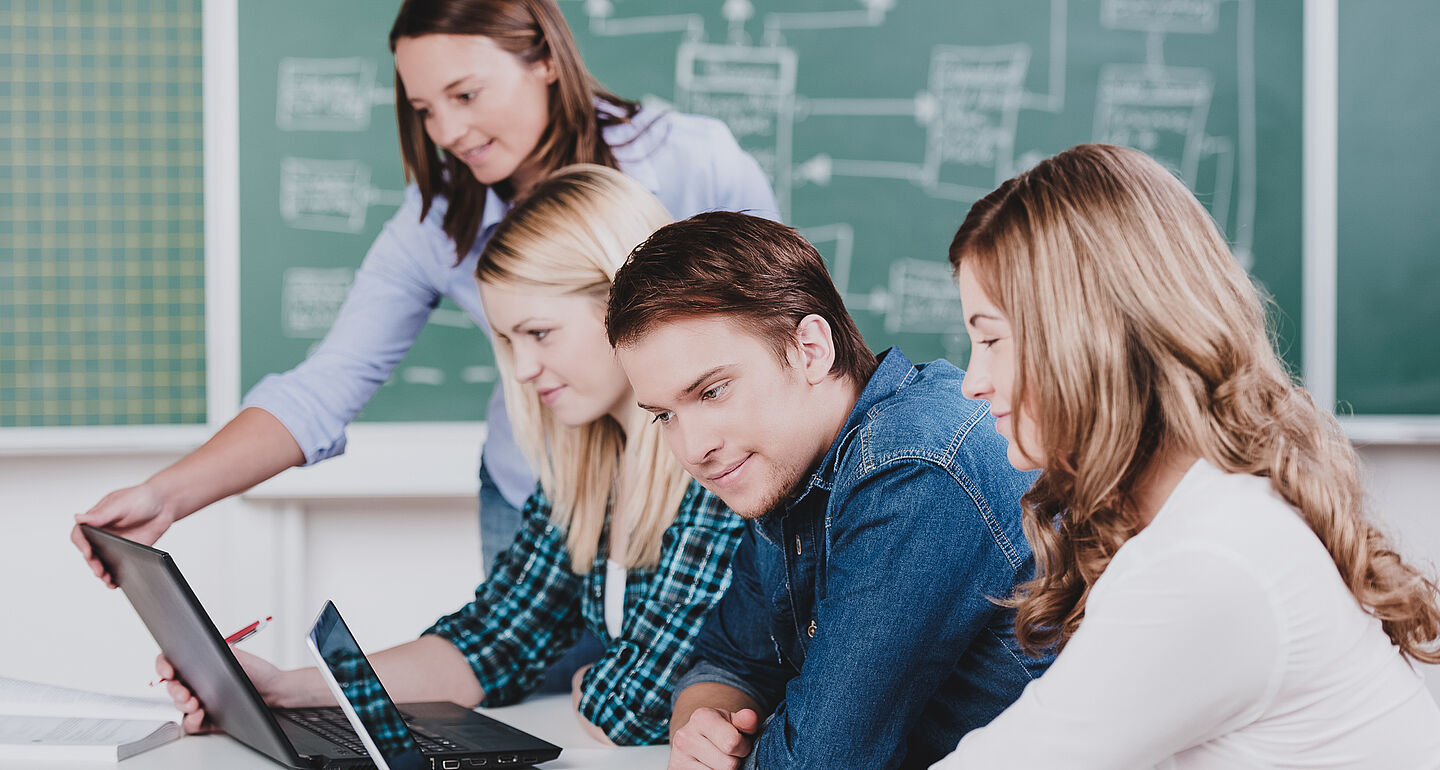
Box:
6, 0, 1438, 456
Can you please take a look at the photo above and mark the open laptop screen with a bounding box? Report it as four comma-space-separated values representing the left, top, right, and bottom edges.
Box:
307, 601, 427, 770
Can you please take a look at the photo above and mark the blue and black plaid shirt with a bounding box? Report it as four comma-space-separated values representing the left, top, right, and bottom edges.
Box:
425, 479, 742, 745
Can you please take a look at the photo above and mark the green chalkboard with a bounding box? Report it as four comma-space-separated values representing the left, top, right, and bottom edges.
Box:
236, 0, 1305, 423
2, 0, 206, 428
1336, 0, 1440, 416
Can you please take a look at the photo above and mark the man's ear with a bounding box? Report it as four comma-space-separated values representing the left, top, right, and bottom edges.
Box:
792, 314, 837, 386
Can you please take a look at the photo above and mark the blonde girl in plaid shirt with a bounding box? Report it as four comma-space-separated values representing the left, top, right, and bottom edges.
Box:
159, 165, 743, 745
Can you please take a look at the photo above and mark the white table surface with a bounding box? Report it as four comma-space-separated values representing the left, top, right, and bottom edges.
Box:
6, 695, 669, 770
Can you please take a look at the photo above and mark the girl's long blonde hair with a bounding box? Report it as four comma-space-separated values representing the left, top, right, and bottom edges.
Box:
950, 143, 1440, 661
477, 164, 689, 571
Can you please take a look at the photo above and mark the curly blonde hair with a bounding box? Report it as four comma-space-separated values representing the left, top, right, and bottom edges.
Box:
949, 143, 1440, 662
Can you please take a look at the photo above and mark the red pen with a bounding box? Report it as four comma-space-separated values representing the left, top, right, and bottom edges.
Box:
224, 615, 273, 645
150, 615, 273, 687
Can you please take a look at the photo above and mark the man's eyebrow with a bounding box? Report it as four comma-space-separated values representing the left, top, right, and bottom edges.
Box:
635, 364, 736, 412
681, 365, 734, 396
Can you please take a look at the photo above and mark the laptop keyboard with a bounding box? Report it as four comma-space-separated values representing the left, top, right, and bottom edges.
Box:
280, 707, 463, 755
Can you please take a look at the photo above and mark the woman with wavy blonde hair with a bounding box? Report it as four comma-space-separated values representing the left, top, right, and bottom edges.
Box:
932, 143, 1440, 768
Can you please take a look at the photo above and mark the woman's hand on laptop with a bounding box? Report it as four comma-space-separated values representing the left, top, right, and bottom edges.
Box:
157, 653, 218, 734
73, 408, 308, 587
157, 648, 301, 733
72, 483, 176, 588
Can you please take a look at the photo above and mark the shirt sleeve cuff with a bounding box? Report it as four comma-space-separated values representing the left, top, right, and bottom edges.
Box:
672, 660, 777, 716
741, 712, 777, 770
241, 380, 347, 466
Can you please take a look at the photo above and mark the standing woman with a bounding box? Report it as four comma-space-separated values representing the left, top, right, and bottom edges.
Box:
72, 0, 775, 580
158, 164, 746, 745
936, 144, 1440, 767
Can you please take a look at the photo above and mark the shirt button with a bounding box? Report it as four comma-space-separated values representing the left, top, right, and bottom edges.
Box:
795, 535, 802, 555
807, 620, 817, 638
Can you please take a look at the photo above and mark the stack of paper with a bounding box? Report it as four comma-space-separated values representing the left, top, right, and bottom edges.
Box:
0, 676, 182, 762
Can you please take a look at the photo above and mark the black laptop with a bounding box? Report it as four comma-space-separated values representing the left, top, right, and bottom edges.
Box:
82, 525, 562, 769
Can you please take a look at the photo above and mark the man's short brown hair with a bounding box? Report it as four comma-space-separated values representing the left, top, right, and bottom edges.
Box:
605, 212, 878, 385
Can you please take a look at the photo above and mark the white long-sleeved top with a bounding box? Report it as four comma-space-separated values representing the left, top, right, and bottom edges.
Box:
933, 459, 1440, 769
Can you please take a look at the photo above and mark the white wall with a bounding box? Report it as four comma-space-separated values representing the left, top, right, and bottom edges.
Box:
0, 437, 481, 700
2, 439, 1437, 703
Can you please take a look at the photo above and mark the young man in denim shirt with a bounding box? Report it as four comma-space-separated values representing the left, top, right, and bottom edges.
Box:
605, 212, 1050, 769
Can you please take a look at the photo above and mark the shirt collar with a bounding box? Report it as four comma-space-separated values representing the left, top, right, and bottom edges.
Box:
479, 185, 511, 236
605, 102, 664, 197
612, 140, 662, 198
778, 347, 917, 514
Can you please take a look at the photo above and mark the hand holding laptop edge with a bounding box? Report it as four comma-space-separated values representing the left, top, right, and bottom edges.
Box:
158, 646, 301, 734
155, 625, 489, 729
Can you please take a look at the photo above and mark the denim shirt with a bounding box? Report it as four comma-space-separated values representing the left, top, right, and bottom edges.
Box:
675, 348, 1050, 769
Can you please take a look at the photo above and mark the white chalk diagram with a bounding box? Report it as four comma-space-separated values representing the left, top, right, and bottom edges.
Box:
1093, 0, 1255, 266
275, 59, 405, 235
579, 0, 1259, 345
276, 57, 395, 131
270, 0, 1259, 376
281, 267, 353, 338
278, 157, 406, 233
